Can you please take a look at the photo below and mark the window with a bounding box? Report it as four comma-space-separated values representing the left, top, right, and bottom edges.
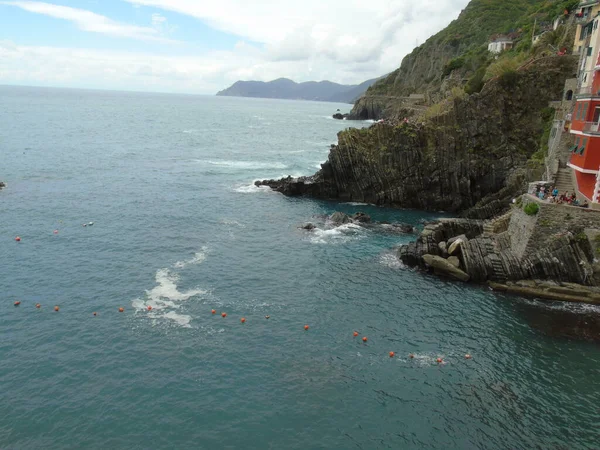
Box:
588, 46, 594, 56
574, 137, 581, 152
566, 90, 573, 100
595, 20, 599, 31
575, 104, 582, 120
580, 138, 588, 155
583, 103, 589, 121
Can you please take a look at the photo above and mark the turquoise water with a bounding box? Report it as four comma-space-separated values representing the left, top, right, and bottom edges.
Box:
1, 86, 600, 449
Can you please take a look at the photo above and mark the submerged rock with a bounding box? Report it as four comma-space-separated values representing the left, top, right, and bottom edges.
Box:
0, 181, 5, 190
351, 212, 371, 223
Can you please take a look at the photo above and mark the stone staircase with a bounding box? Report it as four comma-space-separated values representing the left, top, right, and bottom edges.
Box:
482, 211, 512, 236
554, 167, 574, 194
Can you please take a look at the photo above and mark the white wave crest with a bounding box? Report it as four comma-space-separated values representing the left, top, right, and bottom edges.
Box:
234, 183, 272, 194
132, 268, 206, 328
204, 160, 288, 170
174, 247, 209, 269
309, 223, 364, 244
379, 253, 406, 269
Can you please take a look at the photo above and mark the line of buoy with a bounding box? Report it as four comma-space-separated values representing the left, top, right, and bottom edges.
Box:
93, 312, 97, 316
353, 331, 359, 337
265, 315, 270, 319
147, 305, 152, 311
118, 307, 124, 313
304, 324, 309, 330
35, 303, 41, 309
15, 236, 21, 242
54, 306, 59, 312
221, 312, 227, 318
240, 317, 246, 323
389, 351, 395, 358
211, 309, 216, 314
14, 301, 20, 306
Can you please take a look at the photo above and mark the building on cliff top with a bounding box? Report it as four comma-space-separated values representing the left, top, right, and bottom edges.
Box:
568, 1, 600, 205
487, 35, 515, 54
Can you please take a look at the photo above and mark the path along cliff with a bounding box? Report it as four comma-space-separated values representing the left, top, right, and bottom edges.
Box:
257, 56, 578, 217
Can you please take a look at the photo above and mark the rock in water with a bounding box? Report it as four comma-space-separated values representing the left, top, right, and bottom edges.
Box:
352, 212, 371, 223
0, 182, 5, 190
422, 254, 470, 282
301, 223, 316, 230
330, 212, 352, 224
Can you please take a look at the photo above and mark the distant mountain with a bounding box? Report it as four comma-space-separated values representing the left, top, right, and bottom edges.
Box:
216, 77, 380, 104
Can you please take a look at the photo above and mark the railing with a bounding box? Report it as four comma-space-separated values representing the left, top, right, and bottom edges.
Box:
583, 121, 600, 133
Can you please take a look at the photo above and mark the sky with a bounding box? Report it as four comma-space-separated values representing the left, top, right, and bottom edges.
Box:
0, 0, 471, 94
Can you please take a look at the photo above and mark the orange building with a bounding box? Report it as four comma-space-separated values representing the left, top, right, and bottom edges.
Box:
569, 3, 600, 202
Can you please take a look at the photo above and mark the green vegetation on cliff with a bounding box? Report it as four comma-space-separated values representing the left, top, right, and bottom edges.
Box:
352, 0, 579, 119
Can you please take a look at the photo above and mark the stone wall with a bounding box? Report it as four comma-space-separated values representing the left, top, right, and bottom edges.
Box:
516, 195, 600, 257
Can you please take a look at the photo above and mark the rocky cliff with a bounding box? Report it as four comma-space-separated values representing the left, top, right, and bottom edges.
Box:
348, 0, 578, 120
257, 56, 577, 214
397, 196, 600, 302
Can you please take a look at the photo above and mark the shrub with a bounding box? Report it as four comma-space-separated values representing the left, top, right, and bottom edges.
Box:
465, 66, 487, 94
523, 202, 540, 216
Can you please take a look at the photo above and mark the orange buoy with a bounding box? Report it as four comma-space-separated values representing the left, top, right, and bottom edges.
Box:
436, 358, 443, 364
53, 230, 58, 234
409, 353, 415, 359
465, 354, 472, 360
241, 317, 246, 323
362, 336, 368, 342
211, 309, 216, 314
389, 351, 395, 358
35, 303, 41, 309
93, 312, 97, 316
14, 301, 21, 306
54, 306, 59, 312
15, 236, 21, 242
221, 312, 227, 318
353, 331, 359, 337
118, 307, 124, 313
304, 324, 309, 330
147, 305, 152, 311
265, 315, 270, 319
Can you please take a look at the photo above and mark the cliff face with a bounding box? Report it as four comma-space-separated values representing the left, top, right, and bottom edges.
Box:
348, 0, 578, 120
258, 56, 577, 214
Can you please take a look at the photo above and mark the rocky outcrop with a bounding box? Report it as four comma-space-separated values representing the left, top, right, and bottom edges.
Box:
423, 254, 470, 281
332, 113, 349, 120
398, 198, 600, 301
257, 57, 576, 215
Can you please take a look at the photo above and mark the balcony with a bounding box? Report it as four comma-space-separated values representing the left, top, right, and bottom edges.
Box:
583, 121, 600, 133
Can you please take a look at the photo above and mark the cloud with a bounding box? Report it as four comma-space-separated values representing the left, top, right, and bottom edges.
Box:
123, 0, 470, 68
0, 1, 175, 42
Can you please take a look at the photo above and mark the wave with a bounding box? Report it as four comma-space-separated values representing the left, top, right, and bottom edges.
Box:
131, 250, 208, 327
309, 223, 364, 245
174, 247, 209, 269
233, 182, 273, 194
202, 160, 288, 170
379, 252, 406, 269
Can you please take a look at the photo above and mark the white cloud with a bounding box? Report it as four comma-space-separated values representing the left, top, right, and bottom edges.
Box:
123, 0, 470, 69
0, 1, 175, 42
0, 0, 473, 93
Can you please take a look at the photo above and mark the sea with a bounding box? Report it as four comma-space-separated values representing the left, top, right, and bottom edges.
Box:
1, 85, 599, 450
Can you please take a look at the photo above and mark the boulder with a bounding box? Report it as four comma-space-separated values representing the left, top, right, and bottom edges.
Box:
422, 254, 470, 282
300, 223, 316, 230
448, 234, 467, 246
330, 211, 352, 224
448, 238, 465, 256
332, 113, 348, 120
352, 212, 371, 223
447, 256, 461, 268
438, 241, 448, 257
0, 181, 5, 190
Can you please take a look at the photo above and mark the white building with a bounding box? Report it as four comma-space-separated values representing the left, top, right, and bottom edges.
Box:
488, 37, 514, 54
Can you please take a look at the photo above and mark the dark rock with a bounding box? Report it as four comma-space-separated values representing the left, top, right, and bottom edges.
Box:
0, 181, 5, 190
257, 57, 577, 214
351, 212, 371, 223
300, 223, 316, 230
330, 212, 351, 224
332, 113, 349, 120
390, 223, 414, 233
